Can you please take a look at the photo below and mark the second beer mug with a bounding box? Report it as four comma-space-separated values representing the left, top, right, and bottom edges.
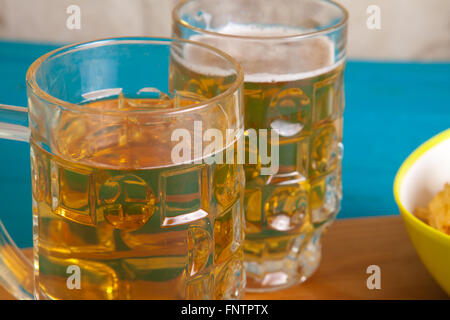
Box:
0, 37, 245, 299
174, 0, 348, 291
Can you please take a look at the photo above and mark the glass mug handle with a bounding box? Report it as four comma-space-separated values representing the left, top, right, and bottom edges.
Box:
0, 103, 34, 300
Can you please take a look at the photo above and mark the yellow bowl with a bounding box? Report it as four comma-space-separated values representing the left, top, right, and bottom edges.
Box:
394, 129, 450, 296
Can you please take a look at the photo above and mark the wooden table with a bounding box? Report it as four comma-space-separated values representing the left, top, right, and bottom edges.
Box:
247, 216, 447, 300
0, 216, 447, 300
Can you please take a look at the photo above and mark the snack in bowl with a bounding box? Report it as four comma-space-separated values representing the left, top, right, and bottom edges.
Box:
414, 183, 450, 235
394, 129, 450, 296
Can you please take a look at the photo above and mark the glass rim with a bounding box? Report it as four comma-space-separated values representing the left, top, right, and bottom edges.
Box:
173, 0, 349, 41
26, 36, 244, 116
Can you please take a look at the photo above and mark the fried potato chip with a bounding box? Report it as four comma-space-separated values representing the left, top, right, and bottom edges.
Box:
414, 183, 450, 235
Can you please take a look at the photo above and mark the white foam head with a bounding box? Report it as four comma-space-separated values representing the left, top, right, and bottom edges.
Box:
188, 23, 339, 83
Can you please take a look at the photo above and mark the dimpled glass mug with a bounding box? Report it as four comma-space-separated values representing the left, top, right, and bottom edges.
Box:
174, 0, 348, 291
0, 37, 246, 300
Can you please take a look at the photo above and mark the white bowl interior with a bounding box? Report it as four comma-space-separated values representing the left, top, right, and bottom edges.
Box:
400, 138, 450, 212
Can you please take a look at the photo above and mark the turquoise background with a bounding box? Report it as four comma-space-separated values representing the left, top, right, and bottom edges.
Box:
0, 40, 449, 248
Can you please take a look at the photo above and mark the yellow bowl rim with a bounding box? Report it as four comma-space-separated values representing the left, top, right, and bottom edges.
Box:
393, 129, 450, 242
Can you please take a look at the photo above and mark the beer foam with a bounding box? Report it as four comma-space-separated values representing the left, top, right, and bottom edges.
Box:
172, 40, 237, 78
217, 23, 304, 37
188, 23, 342, 83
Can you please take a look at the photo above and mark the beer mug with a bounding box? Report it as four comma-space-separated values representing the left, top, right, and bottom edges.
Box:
0, 37, 246, 299
174, 0, 348, 291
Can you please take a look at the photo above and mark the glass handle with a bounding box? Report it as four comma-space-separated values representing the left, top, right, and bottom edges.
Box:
0, 103, 33, 300
0, 104, 30, 142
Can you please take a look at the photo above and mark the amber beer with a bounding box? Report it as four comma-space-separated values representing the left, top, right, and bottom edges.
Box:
31, 96, 245, 300
173, 6, 347, 289
239, 35, 344, 290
